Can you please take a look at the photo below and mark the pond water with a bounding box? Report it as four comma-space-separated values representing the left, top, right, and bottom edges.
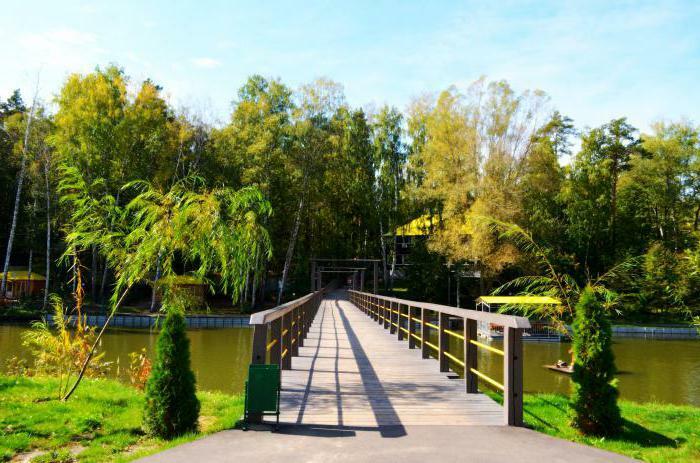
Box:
1, 324, 698, 406
0, 325, 252, 394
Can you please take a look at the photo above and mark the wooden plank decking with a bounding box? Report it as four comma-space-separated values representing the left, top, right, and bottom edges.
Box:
278, 291, 504, 427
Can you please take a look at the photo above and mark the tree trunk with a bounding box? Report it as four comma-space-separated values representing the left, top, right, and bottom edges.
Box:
99, 190, 121, 303
91, 245, 98, 311
243, 271, 250, 305
277, 192, 305, 305
609, 161, 619, 258
150, 251, 162, 312
251, 272, 258, 311
456, 272, 460, 308
63, 285, 132, 401
43, 153, 51, 310
378, 218, 388, 289
26, 248, 33, 295
1, 91, 37, 297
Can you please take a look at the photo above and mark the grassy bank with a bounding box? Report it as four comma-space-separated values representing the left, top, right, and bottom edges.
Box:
487, 391, 700, 462
0, 375, 244, 462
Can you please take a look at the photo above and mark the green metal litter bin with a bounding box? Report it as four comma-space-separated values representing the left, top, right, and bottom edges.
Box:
242, 364, 281, 429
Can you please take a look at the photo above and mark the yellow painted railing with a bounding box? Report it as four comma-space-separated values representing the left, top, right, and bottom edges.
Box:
348, 289, 529, 427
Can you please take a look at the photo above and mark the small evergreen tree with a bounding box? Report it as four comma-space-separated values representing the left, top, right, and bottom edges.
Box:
143, 307, 200, 438
570, 286, 622, 436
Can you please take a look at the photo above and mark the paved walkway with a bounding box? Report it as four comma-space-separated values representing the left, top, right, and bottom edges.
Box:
137, 425, 635, 463
136, 292, 637, 463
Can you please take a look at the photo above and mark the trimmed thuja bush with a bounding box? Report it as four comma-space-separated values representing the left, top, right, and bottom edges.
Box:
570, 286, 622, 436
143, 310, 200, 438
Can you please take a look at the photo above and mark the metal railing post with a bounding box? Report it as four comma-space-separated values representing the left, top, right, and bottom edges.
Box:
504, 327, 524, 426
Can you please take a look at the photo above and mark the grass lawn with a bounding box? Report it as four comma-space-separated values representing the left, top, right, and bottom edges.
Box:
0, 375, 244, 462
487, 391, 700, 462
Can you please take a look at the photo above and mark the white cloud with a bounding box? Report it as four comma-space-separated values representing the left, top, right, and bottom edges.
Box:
191, 57, 222, 69
17, 27, 103, 71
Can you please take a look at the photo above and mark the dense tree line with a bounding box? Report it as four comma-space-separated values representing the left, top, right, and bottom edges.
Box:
0, 66, 404, 310
2, 67, 699, 320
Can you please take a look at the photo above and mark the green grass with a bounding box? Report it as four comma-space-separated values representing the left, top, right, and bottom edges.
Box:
486, 391, 700, 462
0, 375, 244, 462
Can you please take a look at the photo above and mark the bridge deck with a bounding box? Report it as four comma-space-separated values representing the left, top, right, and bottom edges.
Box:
278, 291, 504, 426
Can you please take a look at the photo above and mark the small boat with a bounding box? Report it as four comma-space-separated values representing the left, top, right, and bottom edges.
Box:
544, 360, 573, 375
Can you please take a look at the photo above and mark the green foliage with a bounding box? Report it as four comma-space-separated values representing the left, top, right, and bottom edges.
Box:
21, 291, 107, 398
570, 286, 622, 436
485, 391, 700, 463
142, 310, 200, 439
0, 375, 244, 462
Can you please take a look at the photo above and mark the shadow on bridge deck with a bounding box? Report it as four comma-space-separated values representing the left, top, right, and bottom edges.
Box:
277, 291, 503, 433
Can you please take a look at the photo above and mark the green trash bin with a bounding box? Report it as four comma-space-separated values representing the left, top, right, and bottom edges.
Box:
241, 364, 281, 429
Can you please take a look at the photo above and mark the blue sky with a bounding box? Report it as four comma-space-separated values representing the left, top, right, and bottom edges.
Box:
2, 0, 699, 132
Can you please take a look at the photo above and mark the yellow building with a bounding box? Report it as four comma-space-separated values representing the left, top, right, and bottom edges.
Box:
0, 271, 46, 299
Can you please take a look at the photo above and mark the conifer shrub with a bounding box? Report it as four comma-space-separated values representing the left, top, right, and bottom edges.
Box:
570, 285, 622, 436
143, 309, 200, 438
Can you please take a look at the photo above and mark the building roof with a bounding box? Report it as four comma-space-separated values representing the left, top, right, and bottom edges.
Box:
477, 296, 561, 305
0, 271, 46, 281
394, 214, 439, 237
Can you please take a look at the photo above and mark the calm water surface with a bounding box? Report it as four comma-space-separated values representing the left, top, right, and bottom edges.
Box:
0, 325, 252, 394
1, 324, 698, 406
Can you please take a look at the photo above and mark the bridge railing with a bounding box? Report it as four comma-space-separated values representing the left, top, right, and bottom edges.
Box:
348, 290, 531, 426
249, 285, 331, 370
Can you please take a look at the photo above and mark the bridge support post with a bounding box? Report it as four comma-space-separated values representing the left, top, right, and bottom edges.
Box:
270, 318, 281, 366
438, 313, 449, 372
397, 304, 405, 341
388, 301, 395, 332
248, 323, 268, 424
420, 308, 429, 359
250, 324, 267, 365
292, 308, 300, 355
380, 299, 386, 326
281, 313, 292, 370
408, 307, 416, 348
504, 327, 524, 426
464, 318, 478, 393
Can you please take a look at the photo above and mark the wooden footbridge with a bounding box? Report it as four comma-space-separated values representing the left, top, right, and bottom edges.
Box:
248, 286, 531, 429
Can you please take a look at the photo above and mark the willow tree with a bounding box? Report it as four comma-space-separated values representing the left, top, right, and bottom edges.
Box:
59, 167, 271, 400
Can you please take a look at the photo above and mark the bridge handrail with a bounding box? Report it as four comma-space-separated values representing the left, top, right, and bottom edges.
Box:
347, 290, 531, 328
348, 289, 527, 426
248, 283, 334, 370
249, 292, 317, 325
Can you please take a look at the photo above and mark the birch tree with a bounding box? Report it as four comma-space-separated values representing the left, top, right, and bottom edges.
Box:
1, 81, 38, 297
